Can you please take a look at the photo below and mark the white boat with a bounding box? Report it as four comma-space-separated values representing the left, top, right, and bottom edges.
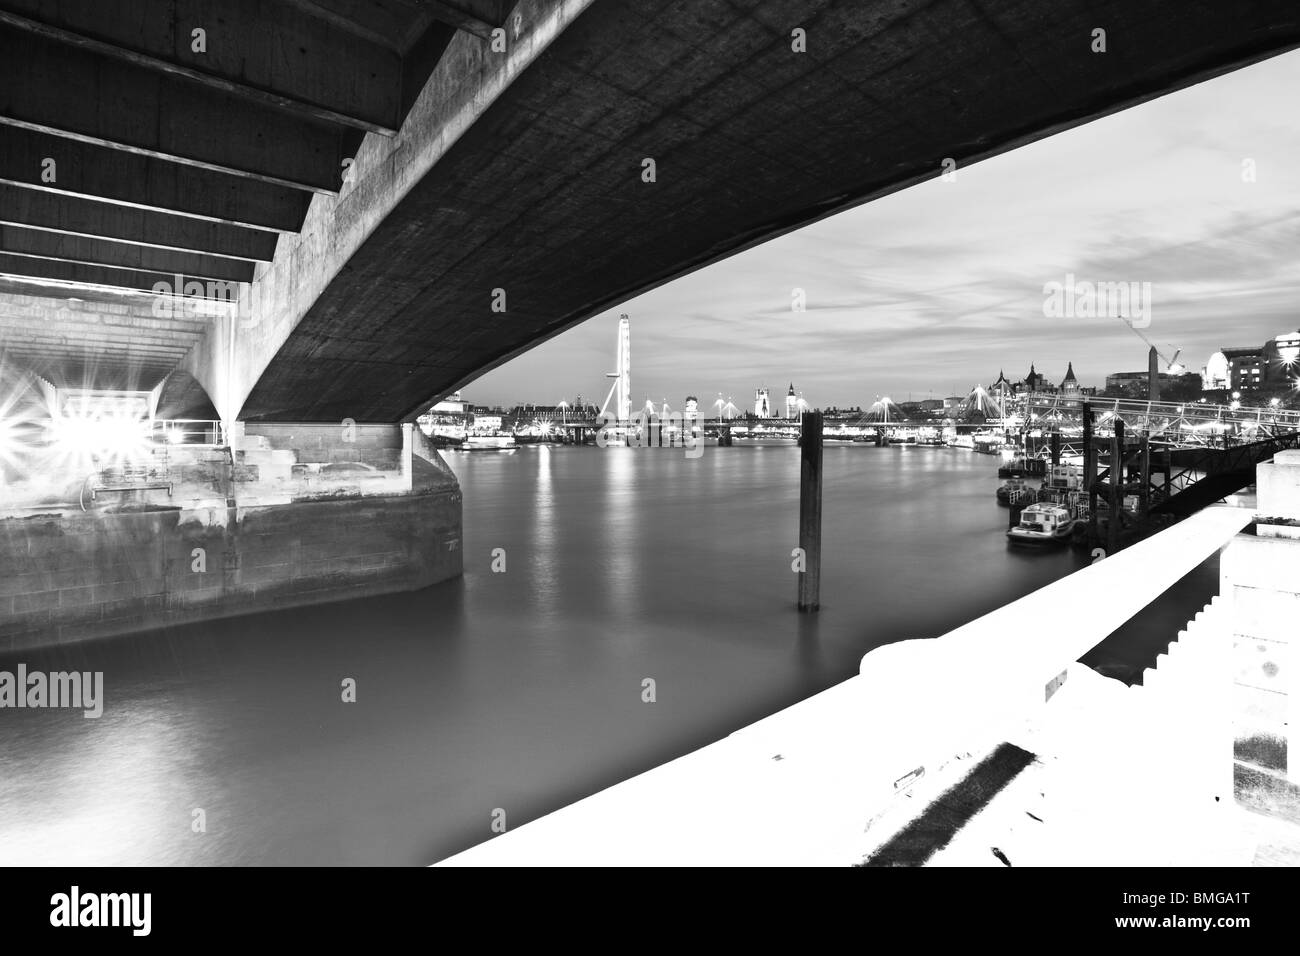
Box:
462, 435, 516, 449
1042, 462, 1084, 493
1006, 503, 1077, 546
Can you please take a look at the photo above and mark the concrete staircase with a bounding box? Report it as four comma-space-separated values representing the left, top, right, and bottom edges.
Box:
1134, 595, 1234, 809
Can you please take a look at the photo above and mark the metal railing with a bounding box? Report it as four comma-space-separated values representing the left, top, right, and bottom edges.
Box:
1020, 392, 1300, 432
151, 419, 225, 447
854, 505, 1255, 787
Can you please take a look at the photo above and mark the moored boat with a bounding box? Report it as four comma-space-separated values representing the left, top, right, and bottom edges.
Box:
1041, 462, 1084, 494
997, 456, 1047, 479
996, 477, 1036, 505
462, 435, 517, 449
1006, 502, 1077, 546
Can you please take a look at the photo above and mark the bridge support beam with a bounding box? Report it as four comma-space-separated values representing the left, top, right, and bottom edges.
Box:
180, 0, 592, 424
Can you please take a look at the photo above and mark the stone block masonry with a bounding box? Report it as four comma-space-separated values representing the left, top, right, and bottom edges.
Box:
0, 474, 461, 651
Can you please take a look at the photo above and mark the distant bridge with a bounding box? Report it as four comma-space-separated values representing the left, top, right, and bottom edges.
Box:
1021, 394, 1300, 446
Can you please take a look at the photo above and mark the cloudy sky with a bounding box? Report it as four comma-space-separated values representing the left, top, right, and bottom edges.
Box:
471, 50, 1300, 410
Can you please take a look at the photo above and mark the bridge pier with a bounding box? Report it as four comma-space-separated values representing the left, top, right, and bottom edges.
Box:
0, 422, 462, 650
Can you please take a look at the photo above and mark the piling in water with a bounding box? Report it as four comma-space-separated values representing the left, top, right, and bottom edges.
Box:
1083, 402, 1097, 547
1108, 418, 1125, 555
1139, 432, 1151, 517
798, 410, 823, 612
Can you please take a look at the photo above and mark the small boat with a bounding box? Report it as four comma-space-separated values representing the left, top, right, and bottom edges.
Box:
996, 477, 1036, 505
1042, 462, 1084, 493
997, 456, 1047, 479
462, 435, 516, 449
1007, 503, 1077, 546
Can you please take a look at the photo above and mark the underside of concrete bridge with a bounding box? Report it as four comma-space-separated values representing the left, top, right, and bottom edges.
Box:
1, 0, 1298, 426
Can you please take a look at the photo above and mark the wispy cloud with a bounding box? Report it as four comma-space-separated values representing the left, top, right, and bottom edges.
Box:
471, 50, 1300, 408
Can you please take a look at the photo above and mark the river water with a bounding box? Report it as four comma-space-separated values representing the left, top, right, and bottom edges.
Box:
0, 443, 1216, 865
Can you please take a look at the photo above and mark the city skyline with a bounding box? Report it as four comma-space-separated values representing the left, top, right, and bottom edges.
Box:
467, 49, 1300, 410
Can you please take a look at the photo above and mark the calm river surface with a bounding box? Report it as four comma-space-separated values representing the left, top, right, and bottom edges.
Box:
0, 443, 1216, 864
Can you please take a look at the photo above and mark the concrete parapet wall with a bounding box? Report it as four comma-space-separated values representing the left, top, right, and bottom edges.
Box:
1223, 536, 1298, 820
1256, 449, 1300, 522
0, 482, 461, 650
243, 422, 402, 468
1221, 449, 1300, 821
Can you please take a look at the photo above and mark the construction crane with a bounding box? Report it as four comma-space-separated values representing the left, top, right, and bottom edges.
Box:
1118, 317, 1183, 374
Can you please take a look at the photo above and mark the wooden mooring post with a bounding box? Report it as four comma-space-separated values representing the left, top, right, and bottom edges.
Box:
1139, 431, 1151, 517
1108, 418, 1126, 555
1083, 402, 1098, 546
798, 410, 823, 612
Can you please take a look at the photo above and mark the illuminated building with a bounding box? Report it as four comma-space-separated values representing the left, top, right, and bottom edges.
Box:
1057, 362, 1083, 397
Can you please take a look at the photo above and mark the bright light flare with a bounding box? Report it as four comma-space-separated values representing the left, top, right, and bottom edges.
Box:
50, 402, 151, 470
0, 373, 45, 479
0, 413, 19, 474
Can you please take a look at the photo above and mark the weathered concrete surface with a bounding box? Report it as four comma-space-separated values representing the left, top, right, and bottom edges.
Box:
1222, 449, 1300, 822
6, 2, 1299, 419
184, 0, 590, 423
233, 0, 1300, 422
242, 422, 405, 469
0, 458, 461, 650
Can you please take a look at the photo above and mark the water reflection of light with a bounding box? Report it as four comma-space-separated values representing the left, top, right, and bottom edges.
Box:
532, 445, 558, 620
602, 448, 640, 618
0, 710, 217, 865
